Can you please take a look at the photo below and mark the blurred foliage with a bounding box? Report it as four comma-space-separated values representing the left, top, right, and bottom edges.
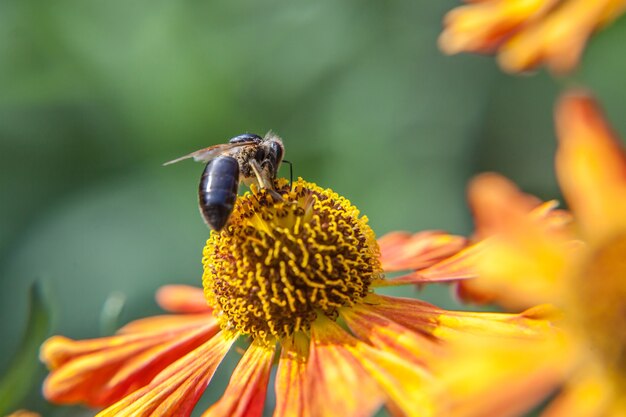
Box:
0, 283, 51, 415
1, 0, 626, 415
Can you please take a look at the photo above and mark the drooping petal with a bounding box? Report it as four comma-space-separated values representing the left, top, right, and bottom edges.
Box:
541, 361, 613, 417
378, 231, 467, 272
348, 296, 569, 417
307, 318, 385, 417
202, 341, 275, 417
375, 241, 484, 288
498, 0, 626, 73
458, 173, 573, 309
97, 331, 235, 417
363, 294, 559, 341
555, 91, 626, 242
433, 331, 572, 417
439, 0, 557, 55
310, 317, 439, 417
342, 305, 439, 367
156, 285, 211, 313
273, 334, 311, 417
41, 314, 218, 407
117, 313, 214, 335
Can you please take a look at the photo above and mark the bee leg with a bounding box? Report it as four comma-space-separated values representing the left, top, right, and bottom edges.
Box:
249, 159, 284, 202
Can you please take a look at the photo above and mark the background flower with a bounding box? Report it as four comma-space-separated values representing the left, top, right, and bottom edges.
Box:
439, 0, 626, 73
441, 91, 626, 416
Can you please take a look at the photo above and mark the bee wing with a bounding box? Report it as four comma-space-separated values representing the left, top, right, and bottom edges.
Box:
163, 142, 251, 166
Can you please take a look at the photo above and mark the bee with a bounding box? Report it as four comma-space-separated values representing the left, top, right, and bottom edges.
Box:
164, 132, 286, 231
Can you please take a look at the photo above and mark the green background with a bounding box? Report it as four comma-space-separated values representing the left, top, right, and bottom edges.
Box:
1, 0, 625, 415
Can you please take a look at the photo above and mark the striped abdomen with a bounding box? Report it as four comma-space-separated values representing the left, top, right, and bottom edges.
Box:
198, 156, 240, 231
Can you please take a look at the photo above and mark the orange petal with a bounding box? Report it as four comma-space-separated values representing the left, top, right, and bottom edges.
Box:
273, 334, 311, 417
312, 317, 437, 417
434, 332, 570, 417
342, 305, 440, 366
308, 319, 385, 417
156, 285, 211, 313
202, 341, 275, 417
498, 0, 625, 73
41, 314, 218, 407
363, 294, 558, 340
118, 313, 215, 334
96, 331, 235, 417
459, 174, 571, 309
555, 91, 626, 242
378, 231, 467, 272
439, 0, 557, 54
387, 240, 485, 285
541, 361, 613, 417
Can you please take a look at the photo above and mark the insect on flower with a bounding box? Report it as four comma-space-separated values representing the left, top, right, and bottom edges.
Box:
164, 132, 287, 231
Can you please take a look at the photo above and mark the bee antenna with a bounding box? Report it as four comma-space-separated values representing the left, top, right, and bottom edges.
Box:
282, 160, 293, 191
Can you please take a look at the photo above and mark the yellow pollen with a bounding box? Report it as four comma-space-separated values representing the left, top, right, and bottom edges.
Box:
573, 233, 626, 385
202, 178, 382, 341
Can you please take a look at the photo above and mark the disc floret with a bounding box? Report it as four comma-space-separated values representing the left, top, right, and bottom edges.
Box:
202, 179, 382, 341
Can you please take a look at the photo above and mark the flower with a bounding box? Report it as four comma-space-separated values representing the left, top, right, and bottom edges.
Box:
441, 91, 626, 416
41, 179, 554, 417
439, 0, 626, 74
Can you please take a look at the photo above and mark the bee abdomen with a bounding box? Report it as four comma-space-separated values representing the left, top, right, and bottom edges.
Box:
199, 156, 240, 231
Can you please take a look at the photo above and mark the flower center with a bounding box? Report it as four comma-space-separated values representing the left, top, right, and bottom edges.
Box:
202, 179, 382, 341
574, 233, 626, 382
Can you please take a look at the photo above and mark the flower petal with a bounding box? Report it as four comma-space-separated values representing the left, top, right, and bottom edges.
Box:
313, 317, 437, 417
458, 173, 572, 309
375, 241, 484, 288
498, 0, 625, 73
96, 331, 235, 417
378, 231, 467, 272
41, 314, 218, 407
273, 334, 311, 417
156, 285, 211, 313
363, 294, 558, 340
118, 313, 214, 334
349, 296, 566, 417
541, 361, 613, 417
439, 0, 557, 55
555, 91, 626, 242
434, 332, 571, 417
202, 341, 275, 417
308, 318, 385, 417
342, 305, 439, 367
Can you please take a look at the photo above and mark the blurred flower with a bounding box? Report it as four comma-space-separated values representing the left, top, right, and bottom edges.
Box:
40, 179, 552, 417
442, 91, 626, 416
439, 0, 626, 74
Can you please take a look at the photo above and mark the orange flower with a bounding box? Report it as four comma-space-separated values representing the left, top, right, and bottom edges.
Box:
41, 179, 554, 417
439, 0, 626, 74
443, 91, 626, 416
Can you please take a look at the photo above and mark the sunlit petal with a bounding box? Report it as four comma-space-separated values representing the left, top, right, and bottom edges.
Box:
273, 334, 311, 417
459, 173, 572, 309
97, 331, 235, 417
378, 231, 467, 272
342, 305, 439, 367
202, 341, 275, 417
541, 361, 614, 417
499, 0, 626, 73
364, 294, 558, 340
434, 332, 571, 417
156, 285, 211, 313
439, 0, 557, 54
308, 318, 385, 417
312, 317, 439, 417
555, 91, 626, 242
42, 317, 218, 407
